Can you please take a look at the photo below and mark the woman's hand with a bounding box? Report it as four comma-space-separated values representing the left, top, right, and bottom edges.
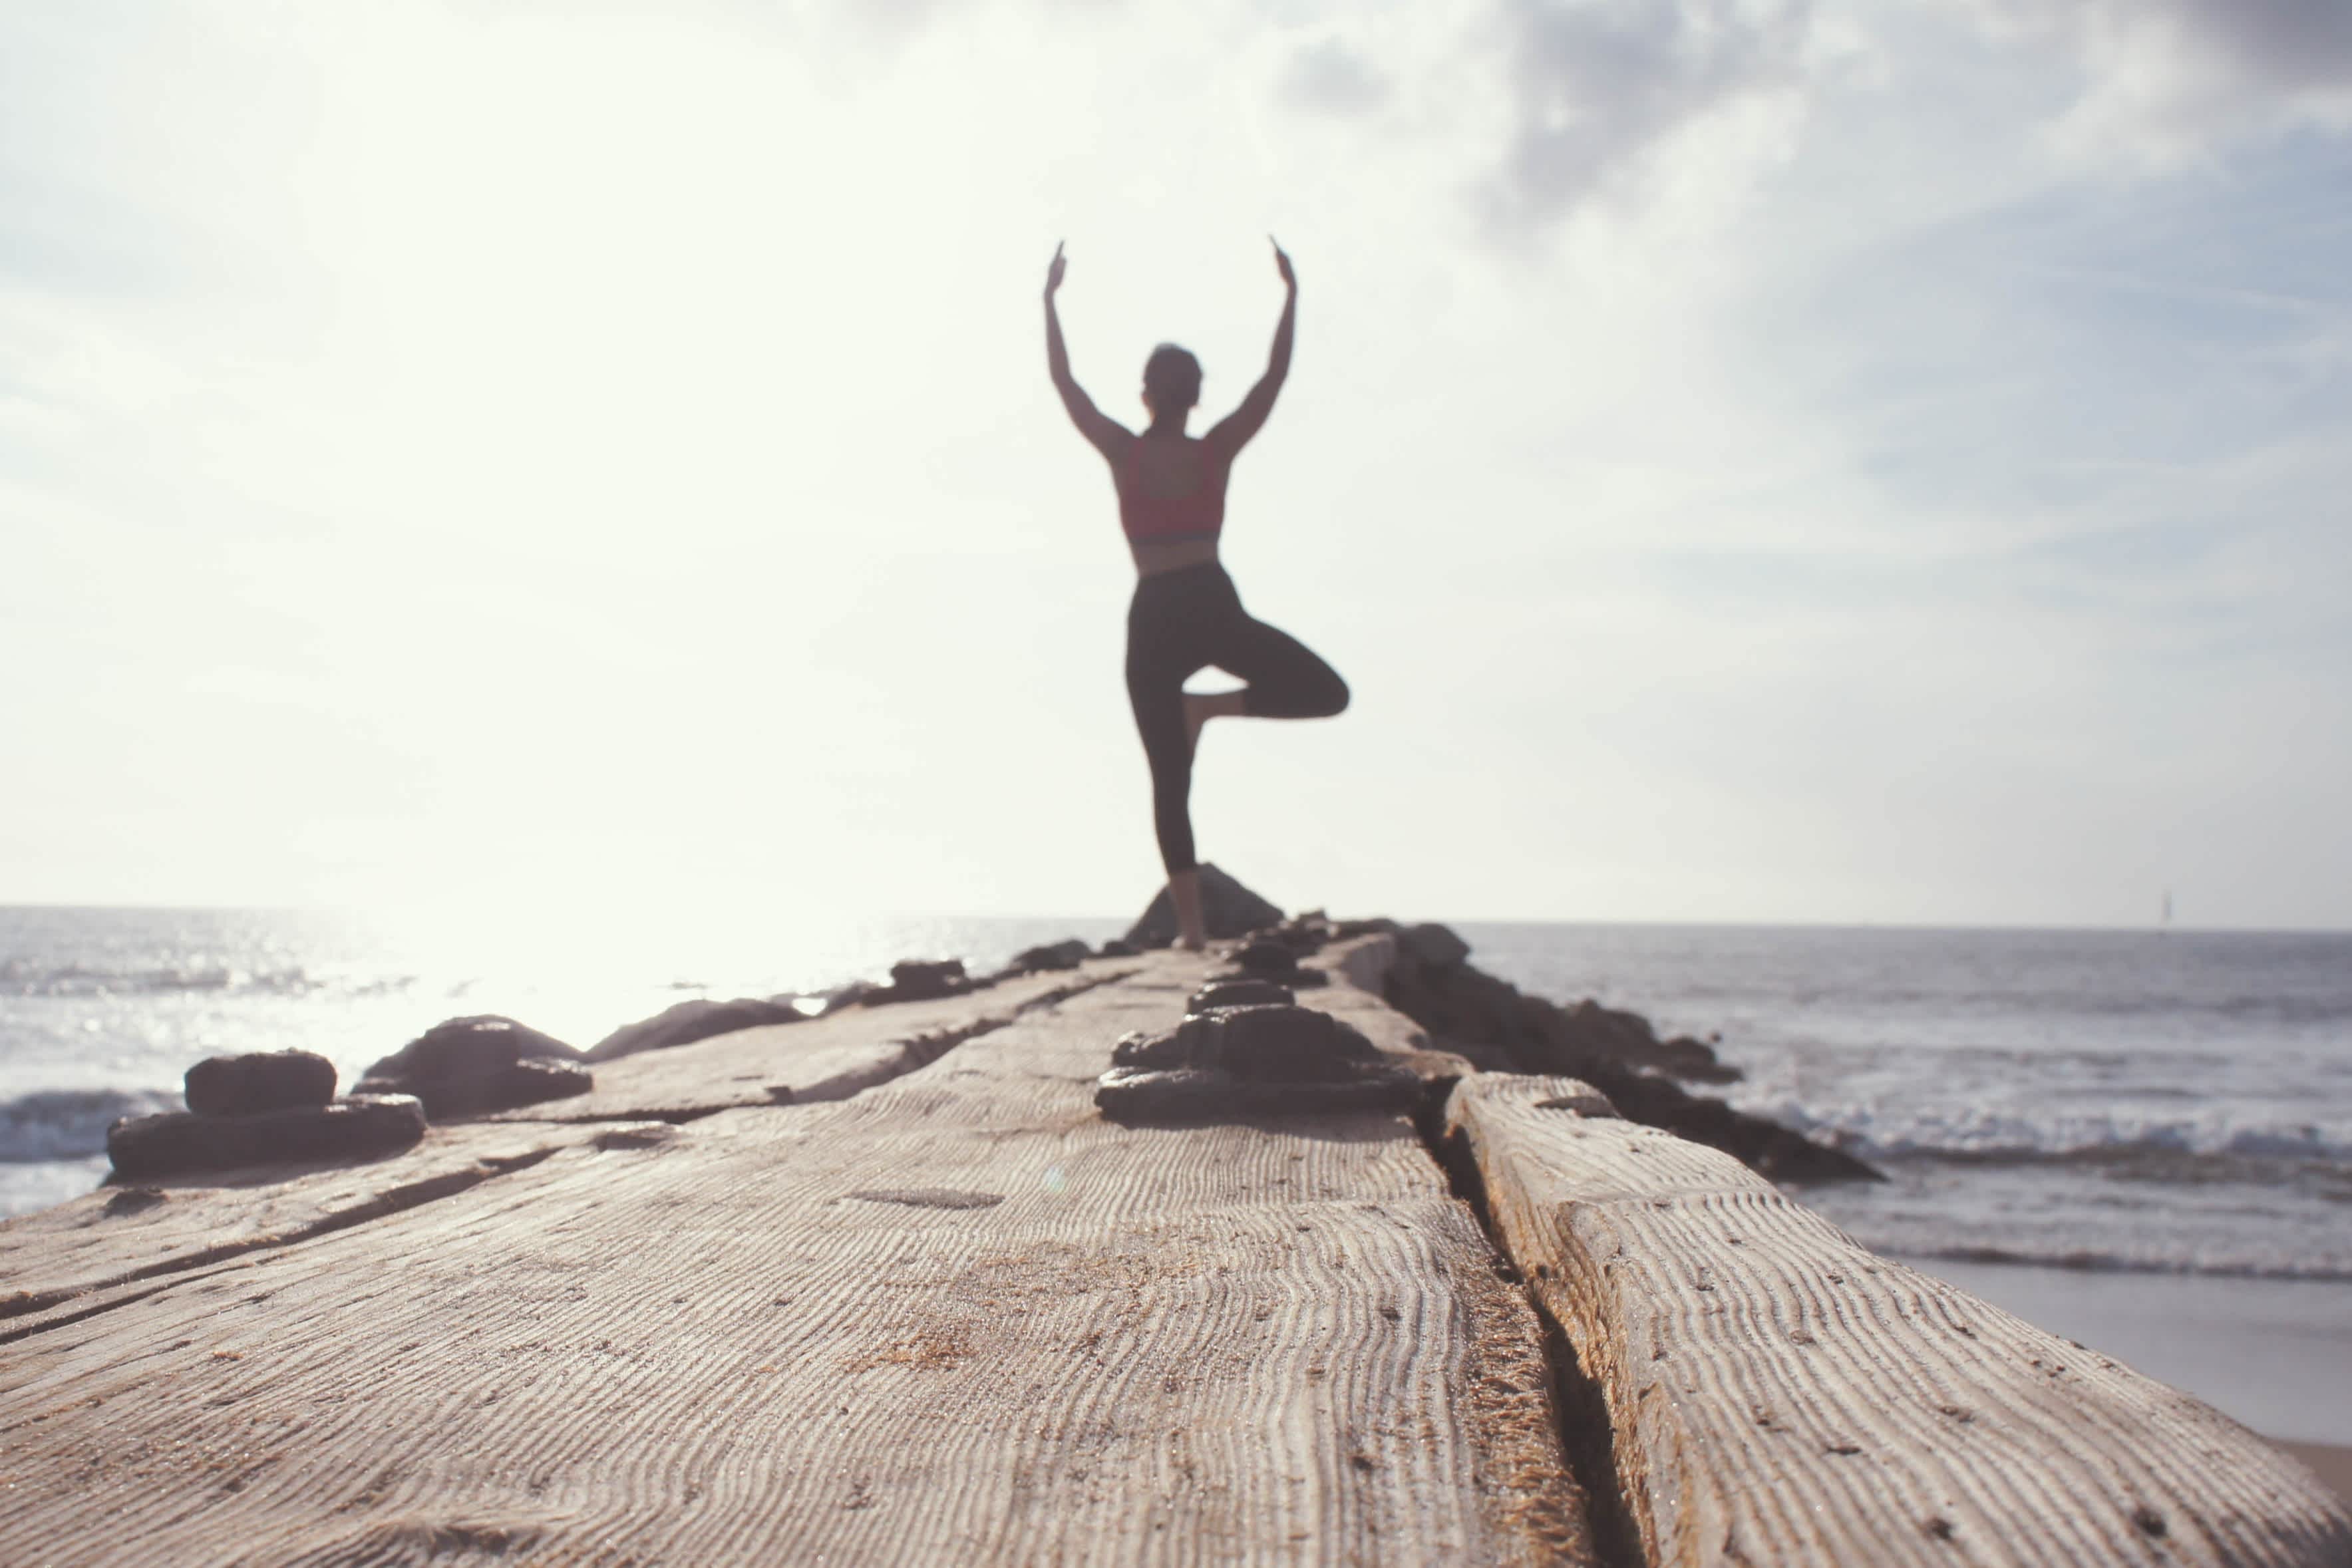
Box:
1270, 235, 1295, 291
1045, 241, 1068, 300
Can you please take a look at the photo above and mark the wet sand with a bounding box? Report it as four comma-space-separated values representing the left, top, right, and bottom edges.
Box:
1912, 1257, 2352, 1448
1915, 1260, 2352, 1500
2277, 1442, 2352, 1505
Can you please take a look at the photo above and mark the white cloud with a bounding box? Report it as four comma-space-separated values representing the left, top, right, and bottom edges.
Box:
1484, 0, 1817, 228
1277, 37, 1393, 116
0, 0, 2349, 925
1969, 0, 2352, 154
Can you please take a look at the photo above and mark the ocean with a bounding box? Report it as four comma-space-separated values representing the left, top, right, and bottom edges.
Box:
5, 907, 2349, 1440
1457, 923, 2352, 1284
0, 905, 1128, 1218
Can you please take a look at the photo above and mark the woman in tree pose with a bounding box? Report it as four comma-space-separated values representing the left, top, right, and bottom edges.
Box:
1044, 239, 1349, 950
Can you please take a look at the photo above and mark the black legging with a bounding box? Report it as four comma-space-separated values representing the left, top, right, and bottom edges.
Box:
1126, 562, 1349, 873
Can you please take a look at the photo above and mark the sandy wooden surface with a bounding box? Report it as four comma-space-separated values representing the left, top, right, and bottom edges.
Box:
482, 966, 1120, 1124
0, 952, 1590, 1567
1447, 1071, 2352, 1567
0, 969, 1110, 1335
7, 939, 2341, 1567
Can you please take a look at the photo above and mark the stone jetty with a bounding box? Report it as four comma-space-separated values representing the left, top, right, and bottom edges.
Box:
1, 917, 2345, 1565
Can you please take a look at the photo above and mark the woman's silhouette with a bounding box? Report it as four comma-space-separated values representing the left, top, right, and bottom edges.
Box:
1045, 239, 1349, 950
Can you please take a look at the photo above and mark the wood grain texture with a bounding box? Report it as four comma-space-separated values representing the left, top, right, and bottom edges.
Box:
0, 1120, 598, 1334
1447, 1072, 2352, 1567
0, 971, 1100, 1327
0, 954, 1592, 1567
478, 964, 1124, 1124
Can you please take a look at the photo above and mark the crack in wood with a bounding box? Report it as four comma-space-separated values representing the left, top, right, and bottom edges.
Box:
1407, 1077, 1643, 1568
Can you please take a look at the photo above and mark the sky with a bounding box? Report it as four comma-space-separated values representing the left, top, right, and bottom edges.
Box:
2, 0, 2348, 930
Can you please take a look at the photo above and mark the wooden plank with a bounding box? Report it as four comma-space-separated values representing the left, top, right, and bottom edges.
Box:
1446, 1072, 2352, 1567
0, 972, 1097, 1323
0, 955, 1593, 1566
0, 1120, 599, 1333
480, 963, 1128, 1122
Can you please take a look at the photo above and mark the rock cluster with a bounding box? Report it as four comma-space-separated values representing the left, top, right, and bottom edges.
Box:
1122, 863, 1285, 948
1096, 1002, 1420, 1122
359, 1016, 594, 1116
1177, 879, 1873, 1181
107, 1049, 425, 1181
1379, 923, 1880, 1183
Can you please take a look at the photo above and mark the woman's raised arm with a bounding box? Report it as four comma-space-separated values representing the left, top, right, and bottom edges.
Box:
1206, 238, 1297, 456
1045, 243, 1129, 458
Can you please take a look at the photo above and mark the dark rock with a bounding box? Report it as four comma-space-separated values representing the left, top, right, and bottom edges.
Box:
1531, 999, 1741, 1084
854, 958, 973, 1007
1382, 945, 1880, 1183
1005, 939, 1091, 975
352, 1055, 591, 1120
588, 999, 802, 1062
107, 1095, 426, 1181
359, 1015, 593, 1117
1096, 1005, 1421, 1122
1428, 1032, 1520, 1074
183, 1050, 337, 1117
1234, 939, 1299, 978
896, 958, 970, 998
1095, 938, 1139, 958
1187, 978, 1295, 1014
1398, 923, 1472, 969
1122, 863, 1285, 948
486, 1056, 593, 1113
1654, 1035, 1743, 1085
368, 1015, 584, 1078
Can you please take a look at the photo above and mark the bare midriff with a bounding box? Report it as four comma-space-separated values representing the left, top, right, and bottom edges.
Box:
1131, 535, 1222, 576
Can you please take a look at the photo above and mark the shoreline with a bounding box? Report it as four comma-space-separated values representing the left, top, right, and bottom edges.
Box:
1910, 1255, 2352, 1448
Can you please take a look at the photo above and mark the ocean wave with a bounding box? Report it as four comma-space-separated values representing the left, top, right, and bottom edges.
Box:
1752, 1099, 2352, 1172
0, 961, 414, 1000
1858, 1132, 2352, 1179
1888, 1242, 2352, 1285
0, 1088, 181, 1162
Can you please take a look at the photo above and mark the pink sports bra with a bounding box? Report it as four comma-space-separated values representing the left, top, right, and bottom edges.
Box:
1112, 436, 1230, 544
